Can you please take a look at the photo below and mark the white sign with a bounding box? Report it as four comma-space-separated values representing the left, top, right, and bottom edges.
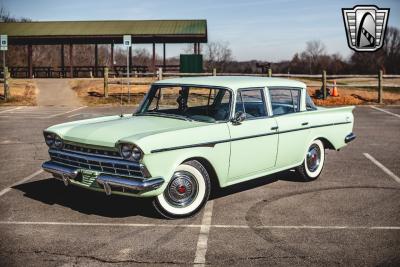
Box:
123, 35, 131, 47
0, 35, 7, 51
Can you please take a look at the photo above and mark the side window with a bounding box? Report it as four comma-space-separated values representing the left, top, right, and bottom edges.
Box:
269, 88, 301, 115
236, 89, 267, 118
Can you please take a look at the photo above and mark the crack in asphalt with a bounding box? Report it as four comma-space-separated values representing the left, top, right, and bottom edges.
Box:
3, 249, 188, 265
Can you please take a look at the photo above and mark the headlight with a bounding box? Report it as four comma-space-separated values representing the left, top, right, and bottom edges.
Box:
54, 135, 63, 149
120, 143, 143, 161
44, 132, 63, 149
44, 132, 55, 147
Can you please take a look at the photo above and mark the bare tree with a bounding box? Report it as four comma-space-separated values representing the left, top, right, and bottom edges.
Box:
203, 41, 233, 72
305, 40, 326, 74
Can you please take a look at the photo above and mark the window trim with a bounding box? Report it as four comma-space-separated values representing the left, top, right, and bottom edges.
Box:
267, 87, 303, 117
235, 87, 269, 120
136, 84, 234, 123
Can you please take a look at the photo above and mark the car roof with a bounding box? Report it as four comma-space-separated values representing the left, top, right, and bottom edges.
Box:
153, 76, 306, 91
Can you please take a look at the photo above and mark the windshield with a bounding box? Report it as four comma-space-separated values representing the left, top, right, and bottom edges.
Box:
136, 85, 232, 122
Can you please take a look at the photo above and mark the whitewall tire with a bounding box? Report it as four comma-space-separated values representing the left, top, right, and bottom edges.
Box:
296, 139, 325, 181
153, 160, 210, 219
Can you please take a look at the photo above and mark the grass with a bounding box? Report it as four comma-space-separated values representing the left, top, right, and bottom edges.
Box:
70, 78, 155, 106
0, 79, 37, 106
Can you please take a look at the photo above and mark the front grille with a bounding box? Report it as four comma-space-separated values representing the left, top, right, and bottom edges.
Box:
49, 149, 144, 178
63, 143, 121, 158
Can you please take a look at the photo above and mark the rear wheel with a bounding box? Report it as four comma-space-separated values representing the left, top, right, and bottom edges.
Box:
296, 139, 325, 181
153, 160, 210, 219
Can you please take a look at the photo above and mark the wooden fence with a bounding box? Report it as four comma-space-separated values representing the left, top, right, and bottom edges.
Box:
102, 68, 400, 104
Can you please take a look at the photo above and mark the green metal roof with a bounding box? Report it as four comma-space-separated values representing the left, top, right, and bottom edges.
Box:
0, 20, 207, 37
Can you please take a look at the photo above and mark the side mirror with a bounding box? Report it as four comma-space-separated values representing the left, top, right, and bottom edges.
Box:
231, 111, 246, 125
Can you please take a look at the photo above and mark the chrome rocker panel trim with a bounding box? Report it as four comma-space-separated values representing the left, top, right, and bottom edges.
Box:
42, 161, 164, 195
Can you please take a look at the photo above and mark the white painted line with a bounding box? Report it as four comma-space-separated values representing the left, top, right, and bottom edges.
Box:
47, 106, 87, 118
370, 106, 400, 118
194, 201, 214, 266
67, 113, 82, 118
0, 169, 44, 197
0, 107, 22, 114
0, 221, 399, 230
364, 153, 400, 184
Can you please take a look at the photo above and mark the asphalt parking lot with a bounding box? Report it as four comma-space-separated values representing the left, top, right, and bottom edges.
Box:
0, 105, 399, 266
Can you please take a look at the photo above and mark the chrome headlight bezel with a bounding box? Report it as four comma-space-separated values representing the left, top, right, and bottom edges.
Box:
119, 143, 143, 161
44, 132, 63, 149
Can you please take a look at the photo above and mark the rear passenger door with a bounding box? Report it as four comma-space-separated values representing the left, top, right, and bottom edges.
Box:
268, 87, 311, 169
228, 88, 278, 182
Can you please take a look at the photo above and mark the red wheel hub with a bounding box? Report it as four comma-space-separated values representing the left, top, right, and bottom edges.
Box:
177, 185, 186, 194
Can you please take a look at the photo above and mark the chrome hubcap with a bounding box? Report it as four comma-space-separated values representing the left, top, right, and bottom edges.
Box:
164, 171, 198, 207
307, 144, 321, 172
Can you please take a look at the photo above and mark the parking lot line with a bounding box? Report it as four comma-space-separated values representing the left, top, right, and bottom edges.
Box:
0, 221, 399, 230
0, 169, 44, 197
194, 201, 214, 266
370, 106, 400, 118
363, 153, 400, 184
46, 106, 87, 118
0, 107, 22, 114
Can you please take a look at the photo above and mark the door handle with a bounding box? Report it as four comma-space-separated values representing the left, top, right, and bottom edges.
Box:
271, 126, 279, 130
301, 122, 309, 126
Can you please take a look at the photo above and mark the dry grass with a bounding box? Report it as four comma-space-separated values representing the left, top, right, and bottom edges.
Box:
70, 78, 156, 106
0, 79, 37, 106
70, 77, 400, 106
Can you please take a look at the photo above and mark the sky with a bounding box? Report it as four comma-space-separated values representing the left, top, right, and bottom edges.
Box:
2, 0, 399, 61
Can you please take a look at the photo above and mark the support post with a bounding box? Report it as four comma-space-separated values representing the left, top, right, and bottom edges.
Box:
152, 42, 156, 73
163, 43, 166, 70
197, 43, 201, 54
129, 46, 132, 71
3, 66, 10, 101
28, 44, 33, 78
268, 68, 272, 77
378, 70, 383, 104
60, 44, 65, 78
94, 44, 98, 77
69, 44, 73, 78
104, 67, 109, 98
194, 43, 197, 54
213, 68, 217, 76
322, 70, 327, 100
110, 43, 114, 69
157, 67, 163, 80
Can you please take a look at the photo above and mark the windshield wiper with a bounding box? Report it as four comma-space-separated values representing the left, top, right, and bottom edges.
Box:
135, 112, 192, 121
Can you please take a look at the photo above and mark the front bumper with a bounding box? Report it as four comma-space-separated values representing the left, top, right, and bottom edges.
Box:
42, 161, 165, 196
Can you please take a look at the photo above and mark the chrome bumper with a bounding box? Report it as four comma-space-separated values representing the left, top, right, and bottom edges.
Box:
345, 132, 356, 143
42, 161, 164, 195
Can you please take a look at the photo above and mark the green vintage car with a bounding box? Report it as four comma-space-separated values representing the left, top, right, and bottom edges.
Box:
42, 76, 355, 218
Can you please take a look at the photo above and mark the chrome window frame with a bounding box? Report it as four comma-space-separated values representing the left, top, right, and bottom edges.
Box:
266, 86, 304, 116
233, 87, 269, 120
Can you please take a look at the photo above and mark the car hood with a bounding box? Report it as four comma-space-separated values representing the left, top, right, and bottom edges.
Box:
46, 114, 206, 147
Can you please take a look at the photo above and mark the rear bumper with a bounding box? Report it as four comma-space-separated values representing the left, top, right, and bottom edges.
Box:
345, 132, 356, 143
42, 161, 164, 195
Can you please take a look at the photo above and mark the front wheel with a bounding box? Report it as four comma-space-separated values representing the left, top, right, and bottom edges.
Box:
153, 160, 210, 219
296, 139, 325, 181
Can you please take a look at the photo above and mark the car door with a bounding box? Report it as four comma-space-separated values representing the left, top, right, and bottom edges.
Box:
268, 87, 311, 169
228, 88, 279, 181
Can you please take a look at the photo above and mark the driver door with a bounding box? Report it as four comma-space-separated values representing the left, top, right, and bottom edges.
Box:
227, 88, 278, 182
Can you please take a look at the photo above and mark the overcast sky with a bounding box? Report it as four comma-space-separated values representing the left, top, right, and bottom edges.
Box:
2, 0, 399, 61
